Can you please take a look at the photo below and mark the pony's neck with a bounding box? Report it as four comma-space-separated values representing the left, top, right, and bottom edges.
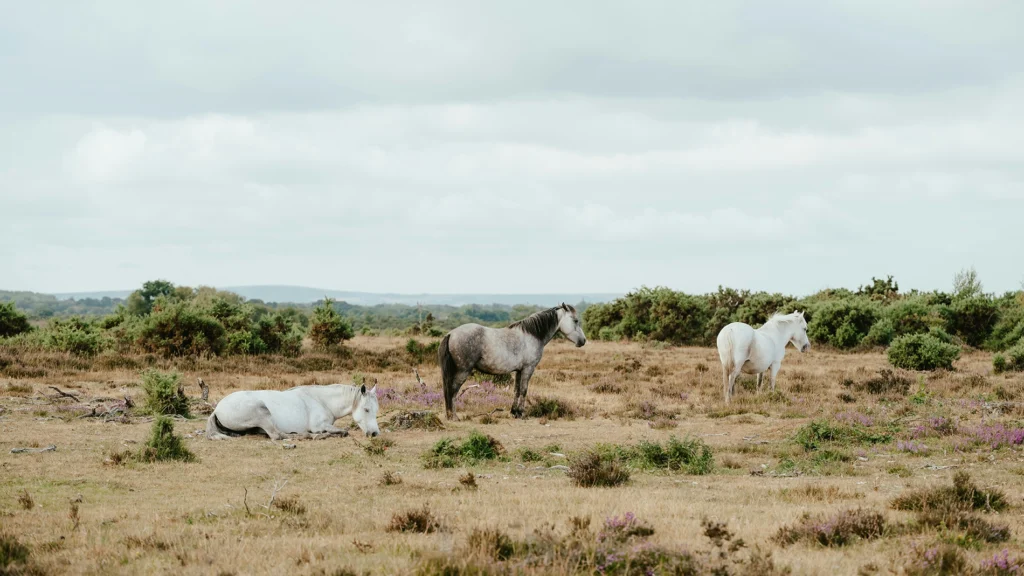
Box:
314, 384, 357, 419
537, 312, 562, 344
759, 319, 796, 347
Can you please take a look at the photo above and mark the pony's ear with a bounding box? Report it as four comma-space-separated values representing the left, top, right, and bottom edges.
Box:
560, 302, 568, 310
360, 384, 367, 395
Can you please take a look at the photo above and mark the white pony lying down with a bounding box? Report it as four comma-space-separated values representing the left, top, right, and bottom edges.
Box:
206, 383, 380, 440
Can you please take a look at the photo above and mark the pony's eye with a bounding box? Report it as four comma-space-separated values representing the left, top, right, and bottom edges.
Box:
365, 408, 370, 413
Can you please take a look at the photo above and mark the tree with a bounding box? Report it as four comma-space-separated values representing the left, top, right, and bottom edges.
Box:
308, 297, 354, 351
857, 276, 899, 302
126, 280, 177, 316
953, 267, 983, 299
0, 301, 32, 338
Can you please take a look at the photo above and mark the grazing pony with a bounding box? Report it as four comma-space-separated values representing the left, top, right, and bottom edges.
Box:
206, 383, 380, 440
438, 303, 587, 420
716, 311, 811, 403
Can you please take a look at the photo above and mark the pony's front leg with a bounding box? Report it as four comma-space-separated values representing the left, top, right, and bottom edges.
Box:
510, 370, 524, 418
514, 367, 536, 418
769, 364, 781, 394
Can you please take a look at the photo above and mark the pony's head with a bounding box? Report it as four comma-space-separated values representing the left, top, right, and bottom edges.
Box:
790, 311, 811, 353
352, 383, 380, 437
556, 303, 587, 347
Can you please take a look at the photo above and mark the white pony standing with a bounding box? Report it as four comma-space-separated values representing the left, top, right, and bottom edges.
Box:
716, 311, 811, 403
206, 383, 380, 440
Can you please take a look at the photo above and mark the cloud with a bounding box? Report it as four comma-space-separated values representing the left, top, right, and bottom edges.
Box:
2, 2, 1023, 295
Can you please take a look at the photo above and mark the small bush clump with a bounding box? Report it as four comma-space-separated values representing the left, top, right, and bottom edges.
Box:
140, 369, 190, 417
993, 340, 1024, 374
774, 508, 889, 547
136, 416, 197, 463
891, 471, 1007, 513
567, 450, 630, 487
794, 419, 892, 451
387, 505, 441, 533
524, 395, 578, 420
1, 533, 32, 571
363, 437, 395, 457
379, 471, 402, 486
860, 368, 912, 395
887, 333, 960, 371
422, 431, 504, 469
602, 437, 715, 475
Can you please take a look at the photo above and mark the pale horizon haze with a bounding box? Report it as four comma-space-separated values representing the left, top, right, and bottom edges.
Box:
2, 1, 1023, 297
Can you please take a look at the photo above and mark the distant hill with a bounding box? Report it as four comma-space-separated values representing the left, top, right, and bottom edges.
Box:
48, 285, 620, 307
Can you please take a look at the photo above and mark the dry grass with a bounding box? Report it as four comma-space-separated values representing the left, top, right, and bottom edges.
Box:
1, 338, 1023, 574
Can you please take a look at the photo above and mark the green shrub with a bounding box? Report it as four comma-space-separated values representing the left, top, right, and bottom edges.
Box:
137, 416, 197, 463
887, 333, 960, 371
987, 295, 1024, 351
806, 298, 879, 349
794, 420, 892, 451
0, 302, 32, 338
993, 340, 1024, 373
863, 318, 895, 346
885, 298, 938, 338
308, 297, 354, 351
404, 338, 439, 364
137, 300, 226, 357
944, 296, 998, 347
422, 431, 504, 468
140, 369, 190, 417
45, 316, 109, 356
892, 471, 1007, 513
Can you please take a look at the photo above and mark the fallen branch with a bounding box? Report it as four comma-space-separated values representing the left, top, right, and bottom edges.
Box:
413, 369, 424, 386
456, 384, 480, 399
48, 386, 80, 401
11, 445, 57, 454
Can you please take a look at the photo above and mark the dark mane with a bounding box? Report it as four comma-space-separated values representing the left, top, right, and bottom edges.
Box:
509, 307, 560, 340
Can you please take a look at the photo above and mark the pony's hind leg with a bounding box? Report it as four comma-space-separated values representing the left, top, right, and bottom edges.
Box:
445, 370, 472, 421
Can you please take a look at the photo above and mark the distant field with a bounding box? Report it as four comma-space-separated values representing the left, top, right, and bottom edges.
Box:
2, 338, 1023, 575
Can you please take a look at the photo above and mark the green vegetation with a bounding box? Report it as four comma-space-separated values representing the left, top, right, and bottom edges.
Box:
136, 416, 198, 463
582, 272, 1024, 357
422, 431, 505, 468
596, 437, 716, 475
140, 370, 190, 417
887, 333, 961, 371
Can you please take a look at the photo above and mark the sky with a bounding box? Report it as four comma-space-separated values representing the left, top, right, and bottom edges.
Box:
2, 1, 1023, 297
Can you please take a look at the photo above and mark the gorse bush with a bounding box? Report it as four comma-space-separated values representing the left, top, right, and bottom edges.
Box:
137, 416, 197, 463
140, 369, 190, 417
45, 316, 109, 356
806, 298, 879, 349
0, 302, 32, 338
599, 437, 715, 475
309, 297, 354, 351
887, 333, 961, 371
422, 430, 504, 468
993, 340, 1024, 373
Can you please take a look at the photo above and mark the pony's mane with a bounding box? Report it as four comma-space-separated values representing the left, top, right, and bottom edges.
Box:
765, 311, 802, 326
509, 307, 562, 340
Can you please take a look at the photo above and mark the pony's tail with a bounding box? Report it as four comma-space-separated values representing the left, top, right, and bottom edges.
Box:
438, 333, 458, 416
717, 327, 736, 403
205, 412, 231, 440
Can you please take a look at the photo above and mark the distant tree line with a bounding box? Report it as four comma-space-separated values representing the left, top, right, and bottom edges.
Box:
0, 280, 550, 358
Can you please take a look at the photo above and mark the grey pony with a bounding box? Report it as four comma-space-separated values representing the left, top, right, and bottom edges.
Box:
437, 303, 586, 420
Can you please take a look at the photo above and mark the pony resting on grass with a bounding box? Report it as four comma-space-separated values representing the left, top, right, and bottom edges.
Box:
206, 383, 380, 440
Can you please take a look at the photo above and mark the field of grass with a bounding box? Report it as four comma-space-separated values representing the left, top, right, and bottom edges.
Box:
2, 337, 1024, 575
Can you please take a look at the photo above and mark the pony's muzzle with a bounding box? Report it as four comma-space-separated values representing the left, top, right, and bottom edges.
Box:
801, 343, 811, 353
367, 430, 379, 438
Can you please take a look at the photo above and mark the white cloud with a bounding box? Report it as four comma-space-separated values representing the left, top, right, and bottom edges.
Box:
2, 2, 1023, 295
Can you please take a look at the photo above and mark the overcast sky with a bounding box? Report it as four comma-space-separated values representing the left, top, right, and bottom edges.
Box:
2, 1, 1022, 297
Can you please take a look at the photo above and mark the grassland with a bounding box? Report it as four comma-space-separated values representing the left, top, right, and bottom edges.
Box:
2, 337, 1023, 575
